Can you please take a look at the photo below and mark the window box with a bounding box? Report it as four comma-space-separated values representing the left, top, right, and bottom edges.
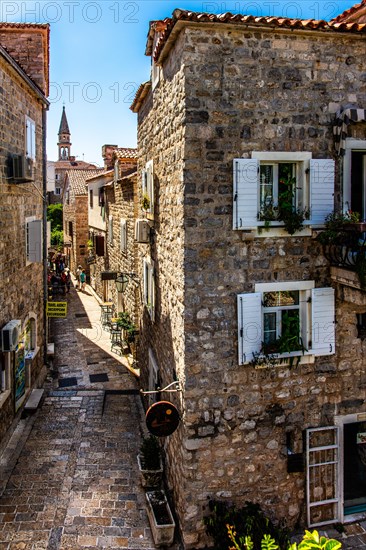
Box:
145, 490, 175, 547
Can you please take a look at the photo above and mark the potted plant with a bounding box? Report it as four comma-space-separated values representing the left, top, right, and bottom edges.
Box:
116, 312, 138, 343
258, 169, 309, 234
145, 489, 175, 547
141, 192, 151, 212
137, 434, 163, 488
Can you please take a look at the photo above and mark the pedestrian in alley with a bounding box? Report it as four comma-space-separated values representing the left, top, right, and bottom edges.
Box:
64, 268, 71, 293
80, 269, 86, 292
76, 264, 83, 290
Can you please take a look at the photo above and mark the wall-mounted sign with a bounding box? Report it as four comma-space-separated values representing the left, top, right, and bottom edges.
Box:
86, 255, 96, 265
101, 271, 118, 281
357, 433, 366, 444
46, 301, 67, 318
146, 401, 180, 437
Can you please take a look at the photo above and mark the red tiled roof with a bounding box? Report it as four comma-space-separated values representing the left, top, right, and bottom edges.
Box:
332, 0, 366, 23
66, 169, 105, 196
130, 81, 151, 113
114, 148, 138, 160
147, 8, 366, 63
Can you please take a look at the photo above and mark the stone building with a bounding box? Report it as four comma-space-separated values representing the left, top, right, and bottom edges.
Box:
62, 168, 104, 276
87, 147, 138, 310
130, 4, 366, 547
0, 23, 49, 446
48, 107, 97, 205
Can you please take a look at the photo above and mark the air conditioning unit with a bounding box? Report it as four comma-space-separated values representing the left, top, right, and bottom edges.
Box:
135, 219, 150, 243
1, 320, 21, 352
13, 155, 33, 182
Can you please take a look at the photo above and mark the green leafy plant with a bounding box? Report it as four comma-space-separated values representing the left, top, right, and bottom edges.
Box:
227, 528, 342, 550
250, 312, 307, 369
204, 500, 290, 550
141, 192, 151, 211
258, 169, 309, 235
139, 435, 161, 470
116, 312, 137, 342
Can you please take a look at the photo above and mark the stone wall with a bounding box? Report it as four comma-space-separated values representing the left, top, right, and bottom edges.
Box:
105, 173, 139, 320
0, 26, 49, 95
137, 22, 366, 548
0, 52, 46, 444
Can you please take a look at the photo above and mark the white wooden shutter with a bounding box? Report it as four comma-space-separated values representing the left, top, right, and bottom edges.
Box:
237, 292, 262, 365
233, 159, 259, 230
148, 348, 159, 406
26, 117, 36, 160
120, 219, 127, 252
311, 287, 335, 356
309, 159, 335, 225
27, 220, 42, 263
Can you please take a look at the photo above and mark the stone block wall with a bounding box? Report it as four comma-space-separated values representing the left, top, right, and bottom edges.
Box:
179, 26, 366, 547
105, 174, 139, 320
0, 25, 49, 95
0, 52, 45, 444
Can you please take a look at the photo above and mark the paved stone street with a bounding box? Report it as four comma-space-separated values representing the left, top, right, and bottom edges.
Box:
0, 281, 158, 550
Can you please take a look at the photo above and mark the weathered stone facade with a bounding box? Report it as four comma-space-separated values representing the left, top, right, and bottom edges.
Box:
62, 169, 104, 276
0, 25, 49, 448
133, 11, 366, 548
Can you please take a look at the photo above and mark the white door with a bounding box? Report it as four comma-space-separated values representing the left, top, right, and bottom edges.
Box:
306, 426, 341, 527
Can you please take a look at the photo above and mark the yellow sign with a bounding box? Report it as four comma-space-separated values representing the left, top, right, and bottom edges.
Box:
46, 301, 67, 318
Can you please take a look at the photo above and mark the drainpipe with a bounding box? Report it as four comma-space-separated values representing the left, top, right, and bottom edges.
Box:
42, 104, 48, 365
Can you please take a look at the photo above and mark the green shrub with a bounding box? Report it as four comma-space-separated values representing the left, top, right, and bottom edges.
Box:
204, 501, 290, 550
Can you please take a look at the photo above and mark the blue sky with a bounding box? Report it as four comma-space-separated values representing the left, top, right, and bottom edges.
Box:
2, 0, 356, 166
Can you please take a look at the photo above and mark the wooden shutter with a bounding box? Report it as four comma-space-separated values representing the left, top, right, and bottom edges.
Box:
311, 287, 335, 356
233, 158, 259, 230
237, 292, 262, 365
95, 235, 105, 256
120, 219, 127, 252
27, 219, 42, 263
108, 216, 113, 244
309, 159, 335, 225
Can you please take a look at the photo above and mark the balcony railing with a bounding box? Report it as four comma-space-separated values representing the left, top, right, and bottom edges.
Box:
318, 222, 366, 289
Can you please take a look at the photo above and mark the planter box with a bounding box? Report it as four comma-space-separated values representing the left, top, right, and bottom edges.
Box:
146, 490, 175, 547
137, 454, 163, 488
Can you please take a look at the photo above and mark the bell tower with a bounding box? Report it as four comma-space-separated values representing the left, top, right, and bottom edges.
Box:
57, 106, 71, 161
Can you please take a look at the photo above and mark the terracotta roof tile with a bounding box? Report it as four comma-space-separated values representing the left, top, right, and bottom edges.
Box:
147, 8, 366, 63
66, 169, 105, 196
130, 81, 151, 112
332, 0, 366, 23
114, 147, 138, 159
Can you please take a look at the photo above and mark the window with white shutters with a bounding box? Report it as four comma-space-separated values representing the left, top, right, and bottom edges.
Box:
233, 153, 334, 231
237, 281, 335, 365
25, 116, 36, 160
142, 160, 154, 215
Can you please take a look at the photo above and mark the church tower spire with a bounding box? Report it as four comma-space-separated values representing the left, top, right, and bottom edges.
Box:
57, 106, 72, 160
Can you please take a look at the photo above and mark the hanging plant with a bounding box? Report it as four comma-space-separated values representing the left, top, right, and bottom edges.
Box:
141, 193, 151, 211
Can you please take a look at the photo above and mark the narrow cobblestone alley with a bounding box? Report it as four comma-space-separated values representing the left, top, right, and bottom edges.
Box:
0, 282, 157, 550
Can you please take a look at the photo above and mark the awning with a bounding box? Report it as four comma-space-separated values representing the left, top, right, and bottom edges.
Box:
333, 106, 366, 156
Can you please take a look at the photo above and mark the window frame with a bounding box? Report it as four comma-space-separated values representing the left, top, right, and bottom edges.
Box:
120, 219, 127, 254
108, 215, 114, 245
142, 160, 154, 216
233, 153, 335, 232
143, 258, 155, 321
25, 116, 36, 160
25, 216, 42, 264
